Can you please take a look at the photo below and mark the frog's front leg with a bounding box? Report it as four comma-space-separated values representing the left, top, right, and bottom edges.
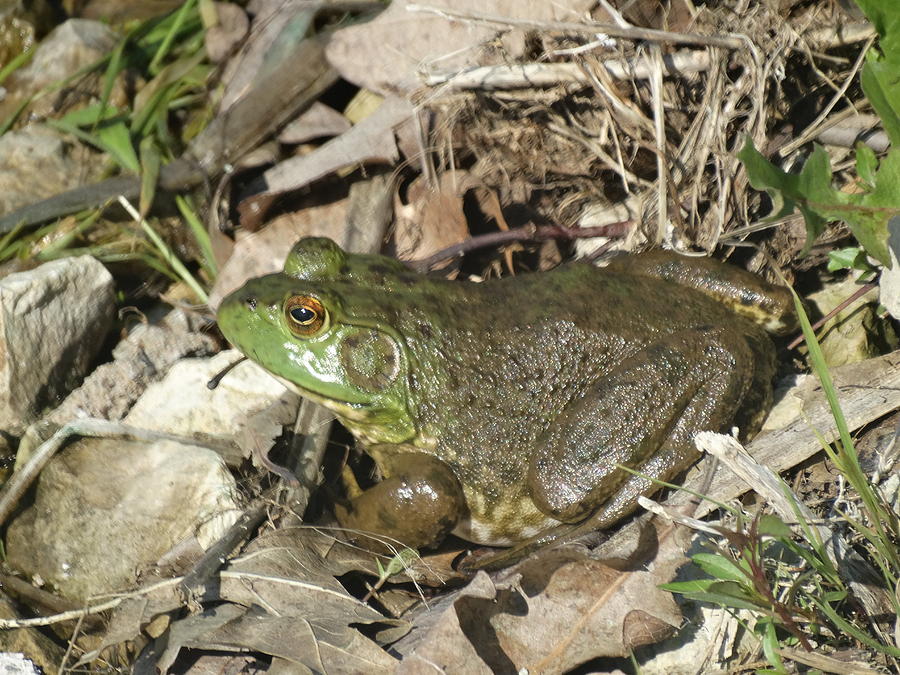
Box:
335, 452, 466, 551
528, 327, 754, 526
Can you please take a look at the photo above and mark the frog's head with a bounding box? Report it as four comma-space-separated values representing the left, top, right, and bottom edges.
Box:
217, 238, 417, 444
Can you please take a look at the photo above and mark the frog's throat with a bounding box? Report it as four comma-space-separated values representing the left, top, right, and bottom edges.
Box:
270, 373, 417, 445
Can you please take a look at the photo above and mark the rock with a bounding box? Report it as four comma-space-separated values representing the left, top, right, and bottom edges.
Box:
42, 309, 217, 426
0, 652, 43, 675
6, 436, 242, 602
0, 256, 115, 437
0, 126, 97, 217
807, 275, 897, 367
0, 593, 64, 672
124, 351, 301, 466
0, 19, 119, 122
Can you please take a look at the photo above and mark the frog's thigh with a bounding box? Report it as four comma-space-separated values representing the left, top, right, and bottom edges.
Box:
528, 328, 752, 523
335, 452, 466, 550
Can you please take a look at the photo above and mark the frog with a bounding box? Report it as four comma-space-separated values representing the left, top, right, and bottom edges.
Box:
217, 237, 793, 554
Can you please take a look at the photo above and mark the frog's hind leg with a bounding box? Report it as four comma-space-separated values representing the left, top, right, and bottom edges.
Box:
334, 452, 467, 552
527, 326, 756, 528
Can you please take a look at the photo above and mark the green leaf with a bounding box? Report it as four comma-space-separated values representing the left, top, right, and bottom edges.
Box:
691, 553, 749, 583
761, 620, 788, 674
660, 579, 719, 594
684, 580, 766, 612
756, 514, 792, 539
822, 589, 848, 603
685, 590, 766, 613
52, 103, 140, 173
739, 137, 900, 267
738, 138, 828, 255
853, 0, 900, 61
856, 142, 878, 188
827, 246, 864, 272
382, 548, 419, 577
862, 54, 900, 147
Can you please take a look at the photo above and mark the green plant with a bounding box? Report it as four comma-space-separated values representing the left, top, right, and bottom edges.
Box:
665, 288, 900, 671
738, 0, 900, 270
2, 1, 218, 294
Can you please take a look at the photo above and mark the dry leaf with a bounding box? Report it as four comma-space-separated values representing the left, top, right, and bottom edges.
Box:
394, 172, 471, 262
96, 528, 410, 670
325, 0, 597, 96
279, 102, 351, 144
238, 96, 412, 229
398, 524, 686, 673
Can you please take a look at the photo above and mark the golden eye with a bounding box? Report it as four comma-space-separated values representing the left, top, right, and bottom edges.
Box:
285, 296, 326, 336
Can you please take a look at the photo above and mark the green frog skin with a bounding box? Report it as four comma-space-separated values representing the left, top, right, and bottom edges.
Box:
217, 238, 793, 549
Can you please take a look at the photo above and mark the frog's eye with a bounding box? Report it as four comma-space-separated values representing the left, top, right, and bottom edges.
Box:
285, 295, 327, 337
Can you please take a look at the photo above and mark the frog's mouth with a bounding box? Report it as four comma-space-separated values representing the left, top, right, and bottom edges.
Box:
268, 371, 417, 444
273, 373, 375, 420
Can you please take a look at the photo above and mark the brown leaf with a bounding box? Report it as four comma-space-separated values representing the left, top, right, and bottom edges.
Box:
162, 605, 399, 673
394, 171, 472, 262
325, 0, 597, 96
238, 96, 412, 229
398, 527, 686, 673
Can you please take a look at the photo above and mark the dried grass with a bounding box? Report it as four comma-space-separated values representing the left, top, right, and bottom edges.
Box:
414, 0, 874, 274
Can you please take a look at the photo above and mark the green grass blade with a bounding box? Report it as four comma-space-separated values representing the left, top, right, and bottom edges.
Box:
0, 44, 35, 87
117, 196, 208, 303
811, 595, 900, 657
148, 0, 200, 74
35, 209, 105, 261
175, 194, 217, 279
0, 219, 27, 260
95, 37, 127, 133
790, 286, 900, 568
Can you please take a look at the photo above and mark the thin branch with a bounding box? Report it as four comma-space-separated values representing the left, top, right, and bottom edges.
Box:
407, 222, 632, 272
423, 50, 711, 89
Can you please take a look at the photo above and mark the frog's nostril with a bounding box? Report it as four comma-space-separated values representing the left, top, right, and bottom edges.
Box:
244, 297, 257, 310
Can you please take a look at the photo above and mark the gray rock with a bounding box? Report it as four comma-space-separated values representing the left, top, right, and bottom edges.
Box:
125, 351, 301, 467
0, 126, 91, 217
0, 19, 118, 123
6, 436, 242, 602
0, 256, 115, 436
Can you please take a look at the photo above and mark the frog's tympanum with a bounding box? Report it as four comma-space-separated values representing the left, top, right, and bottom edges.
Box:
218, 238, 793, 552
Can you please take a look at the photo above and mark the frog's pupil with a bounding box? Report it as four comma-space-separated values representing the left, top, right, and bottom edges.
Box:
291, 306, 315, 324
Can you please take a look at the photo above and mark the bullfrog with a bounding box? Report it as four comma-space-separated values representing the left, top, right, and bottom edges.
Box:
217, 238, 793, 552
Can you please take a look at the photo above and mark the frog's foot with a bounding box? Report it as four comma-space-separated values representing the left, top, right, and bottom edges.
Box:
334, 452, 466, 553
528, 326, 755, 526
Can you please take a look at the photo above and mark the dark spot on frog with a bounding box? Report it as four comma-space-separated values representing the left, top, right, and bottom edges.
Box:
740, 289, 758, 306
368, 264, 394, 276
243, 297, 257, 310
418, 323, 433, 339
343, 334, 362, 349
